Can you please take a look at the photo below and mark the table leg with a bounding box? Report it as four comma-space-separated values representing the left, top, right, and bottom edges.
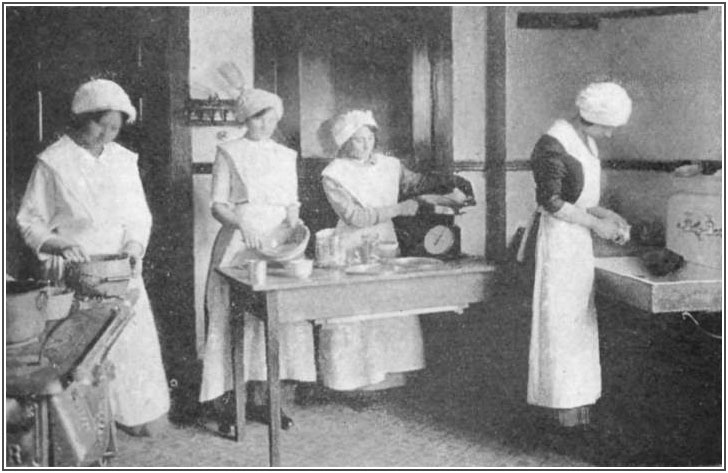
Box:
265, 292, 281, 467
34, 397, 50, 467
232, 288, 247, 442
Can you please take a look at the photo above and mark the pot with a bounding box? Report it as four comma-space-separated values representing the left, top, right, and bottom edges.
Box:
65, 254, 131, 298
6, 280, 49, 345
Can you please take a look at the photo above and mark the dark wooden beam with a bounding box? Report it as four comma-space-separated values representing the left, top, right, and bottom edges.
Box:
517, 12, 598, 30
485, 6, 508, 263
600, 6, 709, 20
518, 6, 709, 30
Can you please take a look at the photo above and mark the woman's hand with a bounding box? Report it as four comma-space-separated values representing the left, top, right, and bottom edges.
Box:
593, 218, 622, 240
588, 206, 628, 228
60, 244, 89, 263
122, 241, 145, 278
397, 199, 419, 217
238, 224, 263, 249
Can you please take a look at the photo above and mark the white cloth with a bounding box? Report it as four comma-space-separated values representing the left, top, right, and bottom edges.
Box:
319, 153, 425, 391
199, 138, 316, 403
16, 135, 169, 426
71, 79, 137, 123
575, 82, 632, 128
527, 119, 602, 409
330, 110, 379, 150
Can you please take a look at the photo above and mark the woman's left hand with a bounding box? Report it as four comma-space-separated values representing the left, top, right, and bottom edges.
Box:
123, 241, 145, 278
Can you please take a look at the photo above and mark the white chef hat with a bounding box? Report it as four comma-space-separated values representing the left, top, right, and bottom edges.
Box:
576, 82, 632, 127
235, 88, 284, 123
71, 79, 137, 123
331, 110, 378, 150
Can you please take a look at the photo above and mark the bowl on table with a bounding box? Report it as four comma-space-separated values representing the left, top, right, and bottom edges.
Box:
285, 259, 314, 279
257, 222, 311, 263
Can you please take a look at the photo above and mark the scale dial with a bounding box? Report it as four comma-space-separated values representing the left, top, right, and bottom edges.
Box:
423, 225, 457, 256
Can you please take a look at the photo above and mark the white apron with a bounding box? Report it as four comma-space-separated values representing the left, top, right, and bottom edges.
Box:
26, 137, 170, 426
527, 119, 602, 409
199, 139, 316, 403
318, 154, 425, 391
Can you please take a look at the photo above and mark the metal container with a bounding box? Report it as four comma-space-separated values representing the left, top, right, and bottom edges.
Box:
6, 280, 49, 345
65, 254, 131, 298
246, 260, 267, 285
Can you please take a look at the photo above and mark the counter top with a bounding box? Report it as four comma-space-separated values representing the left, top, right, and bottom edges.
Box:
218, 255, 495, 291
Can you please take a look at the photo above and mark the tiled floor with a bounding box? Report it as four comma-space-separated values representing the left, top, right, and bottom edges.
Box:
112, 284, 723, 468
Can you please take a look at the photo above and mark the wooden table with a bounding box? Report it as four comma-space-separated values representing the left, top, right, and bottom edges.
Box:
218, 256, 495, 466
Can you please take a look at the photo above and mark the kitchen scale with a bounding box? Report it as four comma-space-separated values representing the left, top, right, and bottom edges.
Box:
394, 194, 474, 259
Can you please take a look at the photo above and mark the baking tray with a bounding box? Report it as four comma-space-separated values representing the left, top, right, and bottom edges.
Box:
594, 256, 722, 314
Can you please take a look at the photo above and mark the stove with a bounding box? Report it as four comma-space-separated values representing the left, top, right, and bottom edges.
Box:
6, 297, 133, 467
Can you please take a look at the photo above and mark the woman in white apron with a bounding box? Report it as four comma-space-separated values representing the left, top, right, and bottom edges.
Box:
527, 82, 632, 428
199, 88, 316, 431
319, 110, 468, 396
16, 79, 170, 436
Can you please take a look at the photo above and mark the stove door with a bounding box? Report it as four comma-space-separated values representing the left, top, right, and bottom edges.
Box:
49, 363, 116, 467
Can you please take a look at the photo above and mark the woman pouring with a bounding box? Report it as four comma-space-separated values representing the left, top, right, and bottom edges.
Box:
318, 109, 472, 397
16, 78, 170, 436
198, 88, 316, 431
527, 82, 632, 429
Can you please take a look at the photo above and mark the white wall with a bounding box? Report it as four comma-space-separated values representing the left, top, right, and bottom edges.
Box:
504, 6, 723, 242
452, 6, 487, 255
189, 6, 254, 357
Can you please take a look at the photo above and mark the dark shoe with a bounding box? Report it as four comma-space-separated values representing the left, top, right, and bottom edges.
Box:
246, 405, 294, 430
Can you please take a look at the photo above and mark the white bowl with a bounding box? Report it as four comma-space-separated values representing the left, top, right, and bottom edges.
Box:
258, 223, 311, 262
286, 259, 313, 279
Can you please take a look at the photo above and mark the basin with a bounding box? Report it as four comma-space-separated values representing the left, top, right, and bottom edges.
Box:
595, 256, 721, 313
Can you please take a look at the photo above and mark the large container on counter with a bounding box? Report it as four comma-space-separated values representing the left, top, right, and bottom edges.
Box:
595, 173, 722, 314
65, 254, 131, 298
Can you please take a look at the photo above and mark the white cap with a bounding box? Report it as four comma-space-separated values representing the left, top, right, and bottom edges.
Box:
235, 88, 284, 123
331, 110, 378, 150
576, 82, 632, 127
71, 79, 137, 123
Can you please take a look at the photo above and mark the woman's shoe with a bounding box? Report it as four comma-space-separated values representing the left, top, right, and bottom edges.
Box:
246, 405, 294, 430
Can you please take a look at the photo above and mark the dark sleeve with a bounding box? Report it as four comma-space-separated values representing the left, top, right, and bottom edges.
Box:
399, 166, 468, 199
531, 135, 569, 214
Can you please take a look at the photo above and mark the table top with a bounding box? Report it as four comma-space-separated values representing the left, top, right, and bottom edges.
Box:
218, 255, 495, 291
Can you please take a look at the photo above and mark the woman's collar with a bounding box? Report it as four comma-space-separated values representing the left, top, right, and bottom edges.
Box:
344, 153, 378, 166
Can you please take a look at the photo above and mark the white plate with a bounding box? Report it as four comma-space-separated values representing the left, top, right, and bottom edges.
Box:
390, 257, 443, 269
344, 264, 398, 276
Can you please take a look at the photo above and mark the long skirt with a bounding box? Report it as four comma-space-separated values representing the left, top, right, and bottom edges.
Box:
317, 315, 425, 391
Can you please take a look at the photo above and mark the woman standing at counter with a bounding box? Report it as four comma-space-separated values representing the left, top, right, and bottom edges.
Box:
16, 79, 170, 436
527, 82, 632, 429
319, 109, 470, 395
199, 88, 316, 431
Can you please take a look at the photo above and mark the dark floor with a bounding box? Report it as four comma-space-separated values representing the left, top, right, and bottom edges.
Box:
112, 282, 723, 468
